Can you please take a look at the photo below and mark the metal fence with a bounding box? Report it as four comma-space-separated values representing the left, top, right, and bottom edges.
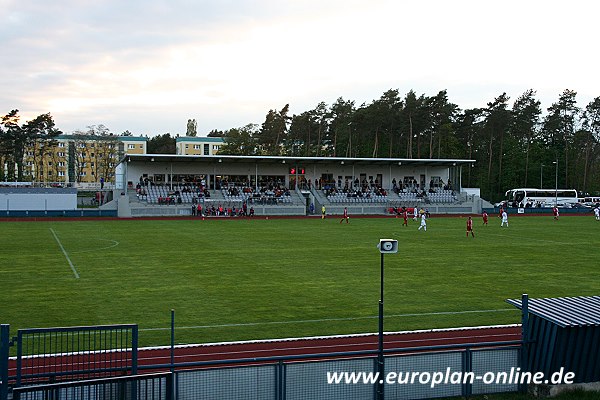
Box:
2, 323, 522, 400
13, 372, 171, 400
15, 325, 137, 387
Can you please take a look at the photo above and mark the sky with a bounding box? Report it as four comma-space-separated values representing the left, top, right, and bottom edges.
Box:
2, 0, 598, 136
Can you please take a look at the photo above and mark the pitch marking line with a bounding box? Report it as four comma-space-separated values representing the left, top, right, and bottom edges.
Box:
70, 239, 120, 254
140, 309, 516, 332
49, 228, 80, 279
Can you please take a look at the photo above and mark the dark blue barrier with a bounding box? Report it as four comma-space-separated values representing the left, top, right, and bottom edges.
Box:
1, 209, 117, 218
483, 207, 593, 215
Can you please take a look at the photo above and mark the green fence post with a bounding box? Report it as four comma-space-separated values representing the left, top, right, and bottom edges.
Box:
131, 325, 138, 400
463, 348, 472, 398
170, 310, 175, 374
0, 325, 9, 400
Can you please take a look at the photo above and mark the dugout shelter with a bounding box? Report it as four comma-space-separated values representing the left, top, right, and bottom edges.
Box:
507, 296, 600, 384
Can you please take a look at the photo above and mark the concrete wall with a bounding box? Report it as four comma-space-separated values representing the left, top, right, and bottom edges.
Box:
0, 188, 77, 211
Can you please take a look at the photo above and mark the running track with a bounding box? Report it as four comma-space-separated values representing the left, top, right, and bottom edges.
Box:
8, 325, 521, 380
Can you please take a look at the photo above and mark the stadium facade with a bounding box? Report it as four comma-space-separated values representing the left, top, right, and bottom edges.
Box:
113, 154, 490, 217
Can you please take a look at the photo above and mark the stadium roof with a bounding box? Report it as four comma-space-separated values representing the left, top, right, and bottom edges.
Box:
121, 154, 476, 167
507, 296, 600, 328
175, 136, 225, 143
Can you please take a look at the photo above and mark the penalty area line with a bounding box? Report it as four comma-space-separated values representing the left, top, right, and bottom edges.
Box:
140, 308, 516, 332
50, 228, 80, 279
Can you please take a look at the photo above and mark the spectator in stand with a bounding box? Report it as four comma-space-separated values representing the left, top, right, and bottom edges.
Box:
197, 204, 202, 216
191, 204, 196, 216
249, 207, 255, 216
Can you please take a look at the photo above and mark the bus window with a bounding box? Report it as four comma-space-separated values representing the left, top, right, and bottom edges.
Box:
515, 190, 525, 204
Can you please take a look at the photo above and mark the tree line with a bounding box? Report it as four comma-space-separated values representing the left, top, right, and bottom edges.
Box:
4, 87, 599, 201
0, 110, 122, 183
211, 88, 600, 202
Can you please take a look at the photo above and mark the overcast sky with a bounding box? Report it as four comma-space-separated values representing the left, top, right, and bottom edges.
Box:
2, 0, 598, 136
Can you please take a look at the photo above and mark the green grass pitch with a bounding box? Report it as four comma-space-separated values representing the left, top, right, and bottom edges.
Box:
1, 214, 599, 348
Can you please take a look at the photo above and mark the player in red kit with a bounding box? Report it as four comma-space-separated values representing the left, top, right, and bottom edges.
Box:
482, 211, 488, 226
466, 216, 475, 238
552, 206, 559, 221
340, 207, 349, 223
402, 209, 408, 226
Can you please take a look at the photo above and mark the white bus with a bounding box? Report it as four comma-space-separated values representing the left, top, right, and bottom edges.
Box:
504, 188, 579, 208
578, 196, 600, 207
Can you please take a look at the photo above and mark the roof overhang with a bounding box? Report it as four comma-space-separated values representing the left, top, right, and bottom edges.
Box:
120, 154, 476, 167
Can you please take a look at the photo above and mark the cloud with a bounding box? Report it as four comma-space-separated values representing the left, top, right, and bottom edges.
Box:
1, 0, 599, 134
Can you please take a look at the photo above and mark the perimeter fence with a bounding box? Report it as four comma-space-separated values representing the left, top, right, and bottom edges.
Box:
1, 322, 524, 400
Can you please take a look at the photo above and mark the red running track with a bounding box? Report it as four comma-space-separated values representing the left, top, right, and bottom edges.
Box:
7, 325, 521, 379
137, 325, 521, 370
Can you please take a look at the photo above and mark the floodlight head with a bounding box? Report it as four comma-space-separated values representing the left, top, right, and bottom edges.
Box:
377, 239, 398, 254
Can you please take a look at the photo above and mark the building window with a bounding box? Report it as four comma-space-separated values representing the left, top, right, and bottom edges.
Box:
79, 143, 86, 148
58, 152, 65, 157
58, 142, 65, 148
139, 144, 143, 148
58, 162, 65, 167
203, 144, 209, 155
213, 145, 220, 151
128, 144, 135, 149
58, 171, 65, 177
79, 171, 86, 176
194, 145, 201, 150
48, 162, 52, 166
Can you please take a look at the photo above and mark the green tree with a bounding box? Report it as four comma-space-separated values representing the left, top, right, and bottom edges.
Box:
218, 124, 258, 155
580, 97, 600, 193
541, 89, 580, 188
482, 93, 511, 198
23, 113, 62, 182
186, 119, 197, 137
510, 89, 541, 187
147, 133, 176, 154
327, 97, 354, 157
256, 104, 290, 155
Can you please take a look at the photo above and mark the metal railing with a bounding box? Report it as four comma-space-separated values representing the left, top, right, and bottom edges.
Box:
13, 372, 172, 400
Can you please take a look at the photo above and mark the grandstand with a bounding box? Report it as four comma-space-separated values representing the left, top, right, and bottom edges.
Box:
108, 154, 489, 217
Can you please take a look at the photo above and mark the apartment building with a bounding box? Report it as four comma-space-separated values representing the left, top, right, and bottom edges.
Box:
23, 135, 147, 187
175, 136, 224, 156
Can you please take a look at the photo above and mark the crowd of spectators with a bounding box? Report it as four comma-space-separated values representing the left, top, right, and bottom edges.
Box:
323, 177, 388, 201
190, 203, 255, 217
221, 178, 293, 205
